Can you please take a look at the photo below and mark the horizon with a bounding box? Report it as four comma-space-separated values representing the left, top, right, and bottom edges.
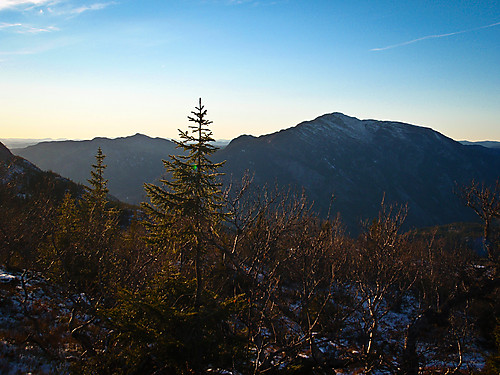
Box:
0, 1, 499, 141
2, 119, 500, 147
2, 110, 500, 145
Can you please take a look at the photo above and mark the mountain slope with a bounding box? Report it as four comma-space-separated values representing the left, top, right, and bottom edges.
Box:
215, 113, 500, 232
0, 142, 13, 162
10, 115, 500, 232
14, 134, 179, 204
460, 140, 500, 150
1, 140, 82, 204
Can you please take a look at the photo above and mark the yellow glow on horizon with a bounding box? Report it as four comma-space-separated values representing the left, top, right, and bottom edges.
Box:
1, 77, 499, 142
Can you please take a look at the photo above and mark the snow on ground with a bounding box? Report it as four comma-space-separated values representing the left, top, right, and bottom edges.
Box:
0, 266, 488, 374
0, 267, 78, 374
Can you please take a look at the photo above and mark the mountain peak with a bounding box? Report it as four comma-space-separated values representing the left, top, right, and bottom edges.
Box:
290, 112, 451, 147
131, 133, 149, 138
321, 112, 359, 121
292, 112, 372, 143
88, 133, 153, 143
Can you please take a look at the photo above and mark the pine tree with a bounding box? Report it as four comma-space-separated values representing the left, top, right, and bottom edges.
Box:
80, 147, 119, 299
42, 148, 118, 298
143, 98, 225, 309
82, 146, 108, 213
89, 101, 247, 374
88, 147, 108, 197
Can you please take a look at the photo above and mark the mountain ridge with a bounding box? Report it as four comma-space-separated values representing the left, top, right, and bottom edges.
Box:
11, 113, 500, 232
215, 113, 500, 232
13, 134, 180, 204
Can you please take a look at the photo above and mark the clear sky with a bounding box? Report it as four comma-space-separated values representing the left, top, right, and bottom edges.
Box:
1, 0, 499, 141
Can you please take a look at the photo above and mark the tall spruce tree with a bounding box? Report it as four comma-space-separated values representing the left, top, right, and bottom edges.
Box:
42, 147, 118, 298
84, 146, 108, 208
143, 98, 225, 309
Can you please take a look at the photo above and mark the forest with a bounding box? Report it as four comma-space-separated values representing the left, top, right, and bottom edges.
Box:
1, 100, 499, 375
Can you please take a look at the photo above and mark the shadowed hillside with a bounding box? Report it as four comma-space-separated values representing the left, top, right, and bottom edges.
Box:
14, 133, 179, 204
11, 114, 500, 232
214, 113, 500, 232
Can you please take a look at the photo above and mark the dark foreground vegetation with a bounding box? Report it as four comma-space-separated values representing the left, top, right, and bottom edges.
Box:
1, 100, 499, 374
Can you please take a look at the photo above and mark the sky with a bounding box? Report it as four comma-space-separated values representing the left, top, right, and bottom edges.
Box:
0, 0, 499, 141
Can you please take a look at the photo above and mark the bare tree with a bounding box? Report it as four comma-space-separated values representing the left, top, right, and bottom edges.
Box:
462, 179, 500, 263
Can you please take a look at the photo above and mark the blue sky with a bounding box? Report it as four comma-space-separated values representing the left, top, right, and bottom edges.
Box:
1, 0, 499, 141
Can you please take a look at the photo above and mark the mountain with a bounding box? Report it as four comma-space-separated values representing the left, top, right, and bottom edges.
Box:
211, 139, 231, 149
13, 134, 179, 204
460, 140, 500, 149
1, 141, 82, 201
0, 138, 61, 149
0, 142, 13, 162
11, 115, 500, 232
214, 113, 500, 232
1, 140, 45, 188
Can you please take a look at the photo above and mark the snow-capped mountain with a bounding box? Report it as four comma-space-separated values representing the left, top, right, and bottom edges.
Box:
10, 113, 500, 232
215, 113, 500, 232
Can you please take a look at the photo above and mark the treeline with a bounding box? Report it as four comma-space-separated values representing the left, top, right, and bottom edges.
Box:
1, 100, 499, 374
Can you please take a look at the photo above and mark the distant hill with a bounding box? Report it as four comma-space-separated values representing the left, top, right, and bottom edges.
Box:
459, 140, 500, 149
214, 113, 500, 232
0, 138, 62, 149
11, 115, 500, 232
13, 134, 179, 204
0, 141, 82, 202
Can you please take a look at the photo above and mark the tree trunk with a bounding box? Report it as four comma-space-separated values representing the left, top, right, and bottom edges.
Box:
194, 240, 202, 311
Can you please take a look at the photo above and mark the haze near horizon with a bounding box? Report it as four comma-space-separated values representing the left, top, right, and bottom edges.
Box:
0, 0, 499, 141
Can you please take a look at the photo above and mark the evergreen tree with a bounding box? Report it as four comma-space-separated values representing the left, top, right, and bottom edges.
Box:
143, 98, 225, 309
83, 146, 108, 208
94, 99, 247, 374
81, 147, 118, 297
42, 147, 118, 298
